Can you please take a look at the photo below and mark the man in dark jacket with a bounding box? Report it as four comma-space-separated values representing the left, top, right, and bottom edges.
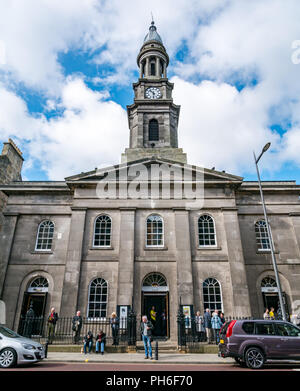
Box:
72, 310, 83, 344
83, 331, 93, 354
204, 308, 212, 344
24, 303, 35, 338
110, 312, 119, 345
95, 330, 106, 355
140, 315, 154, 359
47, 307, 59, 344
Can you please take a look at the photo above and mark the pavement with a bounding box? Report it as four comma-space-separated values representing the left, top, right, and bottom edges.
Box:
45, 352, 234, 364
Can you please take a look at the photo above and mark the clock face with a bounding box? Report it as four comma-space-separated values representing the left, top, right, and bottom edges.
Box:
145, 87, 161, 99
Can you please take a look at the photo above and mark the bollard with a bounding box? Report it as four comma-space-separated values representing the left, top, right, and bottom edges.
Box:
155, 340, 158, 360
44, 339, 49, 358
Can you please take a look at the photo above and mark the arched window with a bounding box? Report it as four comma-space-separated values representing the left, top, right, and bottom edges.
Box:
198, 215, 216, 247
149, 119, 159, 141
146, 215, 164, 247
255, 220, 270, 250
203, 278, 223, 311
143, 273, 167, 287
261, 277, 277, 288
35, 220, 54, 251
27, 277, 49, 293
87, 278, 108, 319
93, 215, 112, 247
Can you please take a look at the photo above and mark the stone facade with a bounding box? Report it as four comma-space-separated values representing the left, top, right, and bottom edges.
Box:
0, 23, 300, 340
0, 139, 23, 231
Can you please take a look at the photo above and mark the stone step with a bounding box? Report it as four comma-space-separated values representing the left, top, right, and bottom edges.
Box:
47, 344, 219, 354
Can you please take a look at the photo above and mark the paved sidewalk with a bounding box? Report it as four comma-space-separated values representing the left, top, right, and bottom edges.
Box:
45, 352, 234, 364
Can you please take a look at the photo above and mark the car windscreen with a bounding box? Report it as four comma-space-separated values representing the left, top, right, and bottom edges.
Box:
0, 326, 21, 338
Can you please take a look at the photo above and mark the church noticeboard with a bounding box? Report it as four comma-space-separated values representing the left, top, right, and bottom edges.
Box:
183, 305, 191, 328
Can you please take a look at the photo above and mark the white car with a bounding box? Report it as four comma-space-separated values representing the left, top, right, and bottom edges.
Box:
0, 324, 45, 368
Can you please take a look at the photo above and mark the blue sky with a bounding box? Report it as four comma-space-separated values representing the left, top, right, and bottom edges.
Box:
0, 0, 300, 183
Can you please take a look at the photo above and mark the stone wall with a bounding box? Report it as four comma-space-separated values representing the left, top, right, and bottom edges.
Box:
0, 139, 24, 231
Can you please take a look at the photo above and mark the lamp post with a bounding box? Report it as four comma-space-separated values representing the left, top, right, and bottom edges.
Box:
253, 142, 286, 321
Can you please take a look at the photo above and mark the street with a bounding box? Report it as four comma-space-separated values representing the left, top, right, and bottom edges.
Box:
2, 361, 300, 371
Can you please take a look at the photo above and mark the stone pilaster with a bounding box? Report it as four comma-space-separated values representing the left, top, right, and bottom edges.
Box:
117, 208, 135, 306
0, 212, 19, 299
222, 208, 251, 317
60, 207, 87, 317
174, 209, 194, 305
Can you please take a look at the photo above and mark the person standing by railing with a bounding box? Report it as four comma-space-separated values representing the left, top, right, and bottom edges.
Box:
110, 312, 119, 345
204, 308, 212, 344
211, 310, 223, 345
195, 311, 205, 342
72, 310, 83, 344
47, 307, 58, 344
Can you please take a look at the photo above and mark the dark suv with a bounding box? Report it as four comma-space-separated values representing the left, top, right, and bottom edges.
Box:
218, 319, 300, 369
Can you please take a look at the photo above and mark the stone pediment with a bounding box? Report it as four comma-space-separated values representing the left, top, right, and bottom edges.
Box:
65, 157, 243, 185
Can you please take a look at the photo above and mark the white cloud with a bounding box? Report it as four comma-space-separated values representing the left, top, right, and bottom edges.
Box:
0, 77, 128, 180
172, 76, 281, 175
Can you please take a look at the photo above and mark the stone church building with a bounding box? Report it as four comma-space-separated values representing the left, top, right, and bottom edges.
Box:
1, 22, 300, 340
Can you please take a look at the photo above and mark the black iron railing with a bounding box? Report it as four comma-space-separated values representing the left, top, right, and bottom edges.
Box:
177, 315, 255, 349
18, 315, 136, 346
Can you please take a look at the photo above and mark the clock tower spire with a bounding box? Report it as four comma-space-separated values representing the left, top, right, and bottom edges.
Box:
122, 21, 187, 164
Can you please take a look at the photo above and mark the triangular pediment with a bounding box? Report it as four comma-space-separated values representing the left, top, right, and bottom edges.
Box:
65, 156, 243, 185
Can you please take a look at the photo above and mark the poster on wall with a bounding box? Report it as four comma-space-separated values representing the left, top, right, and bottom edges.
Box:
119, 305, 128, 329
183, 305, 191, 328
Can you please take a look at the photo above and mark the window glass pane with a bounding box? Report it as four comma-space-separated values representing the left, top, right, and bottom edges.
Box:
242, 322, 255, 334
255, 323, 275, 335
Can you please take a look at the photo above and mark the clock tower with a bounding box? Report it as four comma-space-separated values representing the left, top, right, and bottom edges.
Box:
122, 21, 187, 163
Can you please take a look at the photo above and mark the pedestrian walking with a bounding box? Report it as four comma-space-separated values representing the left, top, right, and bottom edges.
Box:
195, 311, 205, 342
110, 312, 119, 345
204, 308, 212, 344
95, 330, 106, 355
83, 330, 93, 354
211, 310, 223, 344
140, 315, 154, 360
47, 307, 58, 344
72, 310, 83, 344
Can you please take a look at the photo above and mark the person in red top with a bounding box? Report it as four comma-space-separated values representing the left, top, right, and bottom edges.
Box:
47, 307, 58, 344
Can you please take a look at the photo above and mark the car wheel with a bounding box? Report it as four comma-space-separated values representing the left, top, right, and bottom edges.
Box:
0, 348, 17, 368
234, 357, 246, 367
245, 347, 265, 369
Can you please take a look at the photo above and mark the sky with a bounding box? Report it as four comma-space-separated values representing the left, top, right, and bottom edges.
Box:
0, 0, 300, 183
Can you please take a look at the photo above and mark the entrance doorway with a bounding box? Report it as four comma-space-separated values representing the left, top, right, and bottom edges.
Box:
261, 276, 290, 318
142, 293, 169, 338
142, 273, 169, 339
18, 277, 49, 335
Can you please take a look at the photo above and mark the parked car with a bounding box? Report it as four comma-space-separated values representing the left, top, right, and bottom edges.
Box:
0, 324, 45, 368
218, 319, 300, 369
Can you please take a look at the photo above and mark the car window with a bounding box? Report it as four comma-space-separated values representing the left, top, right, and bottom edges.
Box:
276, 323, 300, 337
0, 326, 21, 338
242, 322, 255, 334
255, 323, 275, 335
